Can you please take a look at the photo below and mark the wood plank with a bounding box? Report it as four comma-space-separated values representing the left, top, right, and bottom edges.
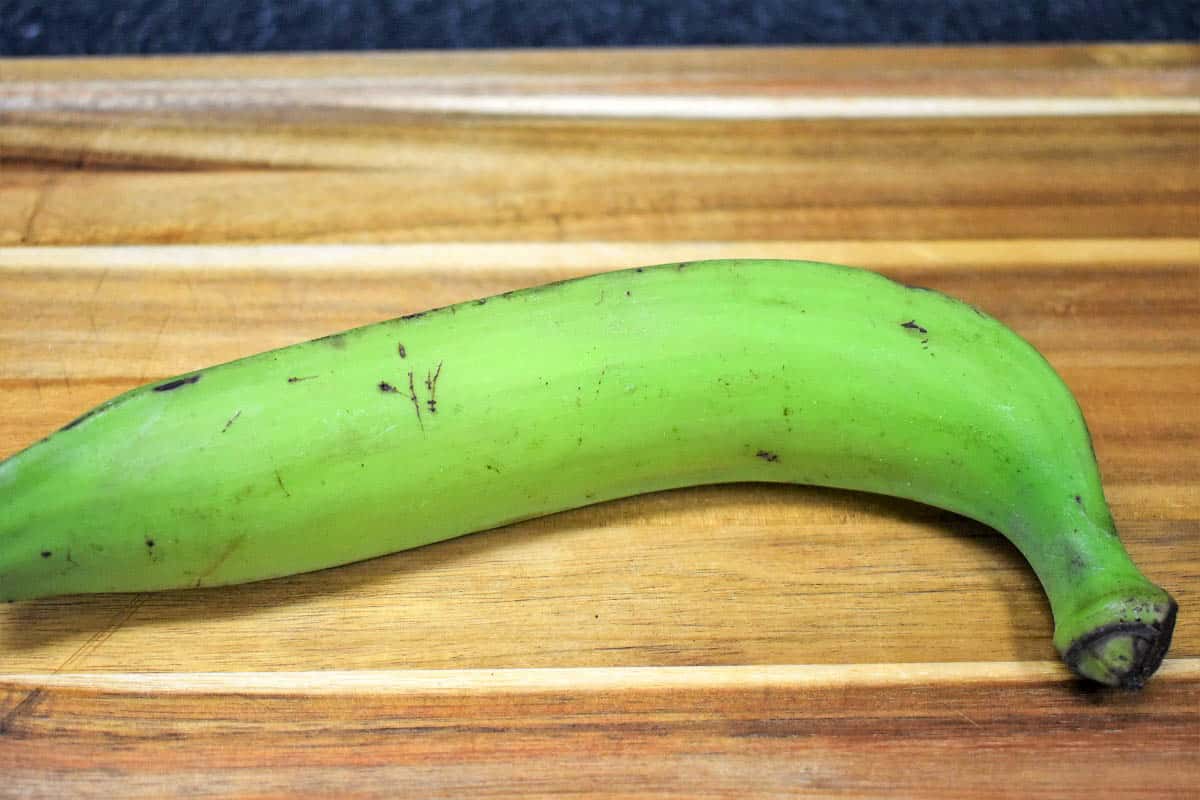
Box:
1, 118, 1195, 244
0, 239, 1195, 673
2, 662, 1198, 799
1, 45, 1196, 245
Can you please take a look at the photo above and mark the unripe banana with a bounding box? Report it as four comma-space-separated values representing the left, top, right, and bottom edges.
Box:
0, 259, 1176, 688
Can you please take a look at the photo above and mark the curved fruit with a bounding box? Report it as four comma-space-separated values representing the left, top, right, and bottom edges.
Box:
0, 259, 1176, 687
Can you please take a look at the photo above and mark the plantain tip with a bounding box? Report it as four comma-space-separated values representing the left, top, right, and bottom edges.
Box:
1064, 597, 1177, 690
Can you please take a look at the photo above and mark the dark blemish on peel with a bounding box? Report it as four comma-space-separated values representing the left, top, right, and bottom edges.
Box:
317, 333, 347, 349
287, 375, 317, 383
274, 470, 291, 498
1075, 494, 1084, 508
154, 374, 201, 392
401, 310, 428, 321
41, 550, 52, 558
61, 404, 107, 431
425, 362, 443, 414
676, 262, 692, 271
398, 343, 407, 358
625, 290, 631, 297
408, 371, 424, 431
379, 381, 399, 393
783, 407, 793, 417
901, 320, 928, 335
756, 450, 780, 463
60, 414, 88, 431
475, 298, 487, 306
145, 537, 156, 548
222, 410, 241, 433
634, 267, 644, 273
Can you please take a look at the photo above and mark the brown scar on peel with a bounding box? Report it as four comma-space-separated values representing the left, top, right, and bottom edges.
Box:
407, 371, 424, 431
425, 361, 443, 414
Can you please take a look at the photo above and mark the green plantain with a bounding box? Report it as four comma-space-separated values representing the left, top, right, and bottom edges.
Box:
0, 259, 1176, 688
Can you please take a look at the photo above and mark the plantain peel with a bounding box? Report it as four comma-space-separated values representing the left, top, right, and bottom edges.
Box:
0, 259, 1177, 687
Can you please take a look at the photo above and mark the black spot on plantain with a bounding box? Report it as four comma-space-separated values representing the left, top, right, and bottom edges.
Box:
756, 450, 780, 463
154, 374, 200, 392
401, 310, 428, 321
287, 375, 317, 384
900, 320, 928, 335
40, 550, 52, 558
398, 343, 407, 358
379, 381, 399, 393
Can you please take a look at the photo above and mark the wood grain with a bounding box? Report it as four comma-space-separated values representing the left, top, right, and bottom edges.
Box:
0, 43, 1198, 798
1, 662, 1198, 799
1, 45, 1197, 245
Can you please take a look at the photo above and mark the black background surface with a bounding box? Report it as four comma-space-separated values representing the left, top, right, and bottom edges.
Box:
3, 1, 1197, 56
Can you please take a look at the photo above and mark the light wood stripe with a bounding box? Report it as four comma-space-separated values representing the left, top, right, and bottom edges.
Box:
5, 84, 1198, 118
5, 659, 1199, 694
2, 239, 1197, 273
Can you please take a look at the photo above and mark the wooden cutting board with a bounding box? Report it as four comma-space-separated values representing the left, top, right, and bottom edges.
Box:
0, 43, 1197, 798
